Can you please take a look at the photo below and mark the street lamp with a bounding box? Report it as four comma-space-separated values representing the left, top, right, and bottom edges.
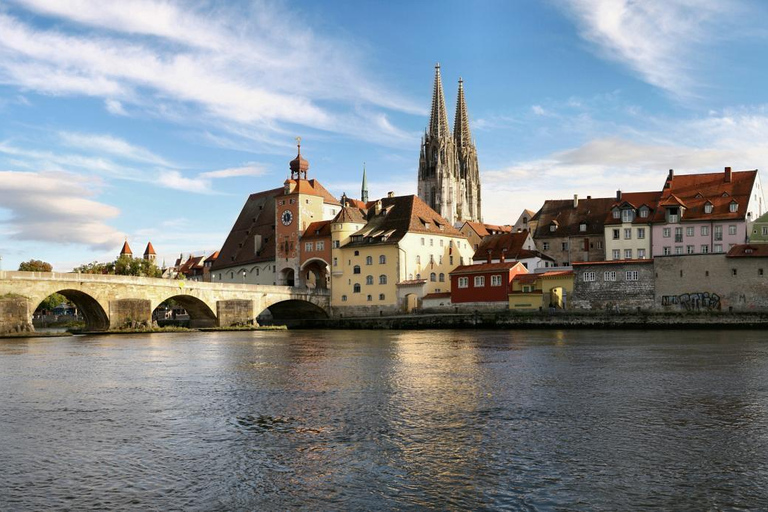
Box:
242, 270, 246, 283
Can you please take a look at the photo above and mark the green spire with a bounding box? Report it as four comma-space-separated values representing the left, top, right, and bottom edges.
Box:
361, 162, 369, 203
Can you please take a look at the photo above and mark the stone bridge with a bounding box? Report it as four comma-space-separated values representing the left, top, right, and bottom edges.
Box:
0, 271, 330, 333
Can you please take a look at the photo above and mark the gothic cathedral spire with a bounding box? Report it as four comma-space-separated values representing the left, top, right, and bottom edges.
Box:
417, 65, 481, 225
361, 163, 369, 203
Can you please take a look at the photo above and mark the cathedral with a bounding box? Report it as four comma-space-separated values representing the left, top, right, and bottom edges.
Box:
417, 64, 481, 226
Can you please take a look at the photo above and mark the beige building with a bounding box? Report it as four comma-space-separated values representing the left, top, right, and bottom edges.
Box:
331, 194, 474, 316
603, 191, 660, 261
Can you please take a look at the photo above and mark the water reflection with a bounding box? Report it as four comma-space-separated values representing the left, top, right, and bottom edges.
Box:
2, 329, 768, 510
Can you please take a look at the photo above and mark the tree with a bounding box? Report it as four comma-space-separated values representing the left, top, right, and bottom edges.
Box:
39, 293, 67, 311
73, 261, 109, 274
74, 256, 162, 278
18, 259, 52, 272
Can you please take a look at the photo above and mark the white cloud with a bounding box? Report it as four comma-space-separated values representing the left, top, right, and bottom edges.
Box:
199, 164, 268, 179
0, 170, 124, 249
58, 131, 174, 167
104, 98, 127, 116
156, 170, 215, 194
561, 0, 742, 98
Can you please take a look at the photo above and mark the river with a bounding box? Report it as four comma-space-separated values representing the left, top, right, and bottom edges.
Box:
1, 329, 768, 510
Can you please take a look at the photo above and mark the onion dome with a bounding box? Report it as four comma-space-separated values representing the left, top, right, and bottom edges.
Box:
289, 137, 309, 178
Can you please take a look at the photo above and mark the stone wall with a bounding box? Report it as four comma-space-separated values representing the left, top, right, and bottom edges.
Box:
654, 254, 768, 312
109, 299, 152, 329
572, 261, 655, 311
217, 300, 254, 326
0, 296, 32, 334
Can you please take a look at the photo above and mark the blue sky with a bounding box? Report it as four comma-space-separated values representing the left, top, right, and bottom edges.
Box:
1, 0, 768, 271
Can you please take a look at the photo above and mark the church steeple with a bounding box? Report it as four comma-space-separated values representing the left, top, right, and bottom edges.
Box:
429, 63, 450, 138
454, 77, 472, 148
361, 163, 369, 203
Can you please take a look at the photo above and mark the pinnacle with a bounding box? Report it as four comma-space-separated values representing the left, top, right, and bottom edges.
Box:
454, 77, 472, 147
429, 63, 451, 138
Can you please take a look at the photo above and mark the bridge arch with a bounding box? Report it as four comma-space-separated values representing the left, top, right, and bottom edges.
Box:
152, 295, 217, 328
257, 299, 329, 324
301, 258, 329, 290
33, 289, 109, 331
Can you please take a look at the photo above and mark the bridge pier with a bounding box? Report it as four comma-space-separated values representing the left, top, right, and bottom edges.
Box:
0, 296, 33, 334
109, 299, 152, 330
217, 300, 255, 326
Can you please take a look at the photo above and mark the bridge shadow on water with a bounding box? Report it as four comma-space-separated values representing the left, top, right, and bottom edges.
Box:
258, 299, 329, 327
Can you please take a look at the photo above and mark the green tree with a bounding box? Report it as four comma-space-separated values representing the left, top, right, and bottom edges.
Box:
39, 293, 67, 311
18, 259, 53, 272
73, 261, 108, 274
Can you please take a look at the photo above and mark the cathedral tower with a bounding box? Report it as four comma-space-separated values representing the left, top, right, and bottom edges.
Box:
417, 64, 481, 225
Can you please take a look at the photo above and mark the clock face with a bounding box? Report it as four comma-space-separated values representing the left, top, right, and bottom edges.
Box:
281, 210, 293, 226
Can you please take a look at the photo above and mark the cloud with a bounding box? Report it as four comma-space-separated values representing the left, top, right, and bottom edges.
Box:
58, 131, 174, 166
199, 164, 268, 179
561, 0, 742, 98
0, 170, 124, 249
0, 1, 421, 149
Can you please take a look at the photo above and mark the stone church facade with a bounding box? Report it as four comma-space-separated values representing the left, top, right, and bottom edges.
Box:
417, 64, 481, 227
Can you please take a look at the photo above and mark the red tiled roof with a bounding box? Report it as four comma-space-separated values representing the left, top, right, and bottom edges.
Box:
472, 231, 533, 262
120, 241, 132, 255
284, 179, 340, 205
143, 242, 156, 255
450, 261, 527, 275
204, 251, 219, 262
463, 221, 512, 237
333, 205, 367, 224
538, 270, 574, 278
604, 191, 662, 225
512, 273, 539, 284
727, 244, 768, 257
533, 196, 616, 238
302, 220, 332, 239
424, 292, 451, 299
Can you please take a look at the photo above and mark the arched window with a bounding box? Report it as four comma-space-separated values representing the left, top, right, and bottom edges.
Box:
342, 295, 347, 301
229, 271, 234, 279
366, 275, 373, 285
366, 256, 373, 265
416, 273, 421, 280
353, 265, 361, 274
430, 272, 437, 282
353, 284, 361, 293
379, 275, 387, 284
255, 268, 259, 276
379, 293, 385, 300
379, 255, 386, 264
439, 273, 445, 282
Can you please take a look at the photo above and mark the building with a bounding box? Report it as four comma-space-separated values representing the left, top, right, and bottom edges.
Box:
331, 194, 474, 316
472, 231, 555, 270
450, 261, 528, 304
143, 242, 157, 262
748, 211, 768, 243
512, 209, 537, 234
119, 240, 132, 258
508, 270, 574, 311
571, 260, 655, 311
604, 190, 660, 261
459, 221, 512, 252
299, 220, 332, 289
651, 167, 764, 257
532, 195, 615, 266
417, 64, 481, 226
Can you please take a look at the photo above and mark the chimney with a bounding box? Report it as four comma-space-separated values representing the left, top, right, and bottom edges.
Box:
587, 195, 591, 199
573, 194, 579, 208
664, 169, 674, 189
487, 249, 493, 264
725, 166, 732, 183
387, 191, 394, 198
500, 248, 507, 263
374, 199, 382, 215
616, 189, 622, 201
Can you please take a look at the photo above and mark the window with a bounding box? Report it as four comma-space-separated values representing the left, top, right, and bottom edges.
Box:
439, 273, 445, 282
612, 249, 620, 260
379, 293, 385, 300
686, 227, 694, 237
342, 295, 347, 301
333, 257, 338, 267
379, 255, 386, 264
760, 269, 764, 277
729, 225, 737, 236
379, 275, 387, 284
354, 250, 359, 256
491, 275, 503, 286
430, 239, 434, 246
597, 241, 603, 249
613, 229, 620, 240
583, 271, 596, 282
366, 275, 373, 285
550, 224, 557, 232
714, 244, 723, 253
522, 285, 533, 292
730, 202, 738, 213
420, 237, 426, 246
624, 249, 632, 259
449, 256, 454, 265
639, 207, 649, 218
353, 265, 361, 274
701, 245, 709, 253
367, 295, 372, 302
621, 210, 633, 222
663, 246, 671, 255
626, 271, 639, 281
333, 240, 340, 248
763, 226, 768, 236
704, 203, 713, 214
701, 226, 709, 236
474, 276, 485, 287
732, 268, 737, 277
305, 242, 313, 252
663, 228, 671, 238
637, 228, 645, 239
687, 245, 695, 254
458, 277, 469, 288
675, 246, 683, 255
366, 256, 373, 265
612, 210, 620, 219
675, 227, 683, 243
430, 272, 437, 282
440, 240, 444, 247
580, 223, 587, 232
353, 284, 361, 293
416, 255, 421, 264
561, 242, 568, 251
714, 225, 723, 241
624, 228, 632, 240
604, 271, 616, 281
316, 241, 324, 251
668, 208, 679, 223
439, 255, 443, 264
542, 242, 550, 251
638, 249, 646, 259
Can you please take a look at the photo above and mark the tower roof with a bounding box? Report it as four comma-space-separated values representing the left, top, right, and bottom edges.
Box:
428, 63, 451, 138
289, 138, 309, 176
143, 241, 156, 256
120, 240, 132, 256
454, 77, 472, 147
361, 163, 368, 203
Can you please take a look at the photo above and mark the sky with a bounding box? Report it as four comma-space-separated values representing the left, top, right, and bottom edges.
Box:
2, 0, 768, 271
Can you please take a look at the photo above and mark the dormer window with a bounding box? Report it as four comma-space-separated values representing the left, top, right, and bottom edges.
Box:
639, 207, 649, 218
667, 207, 679, 223
579, 222, 587, 232
612, 209, 620, 219
730, 201, 738, 213
722, 192, 730, 197
704, 203, 713, 214
549, 223, 557, 232
695, 193, 703, 199
621, 209, 635, 222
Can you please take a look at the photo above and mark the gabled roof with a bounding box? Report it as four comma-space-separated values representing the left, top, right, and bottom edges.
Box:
450, 261, 526, 275
345, 195, 464, 247
120, 241, 132, 255
659, 194, 686, 208
211, 187, 281, 271
282, 179, 341, 205
533, 196, 616, 238
333, 205, 367, 224
462, 221, 512, 237
604, 191, 662, 225
302, 220, 332, 239
143, 242, 156, 256
179, 255, 205, 274
652, 169, 758, 223
204, 251, 219, 263
472, 231, 531, 261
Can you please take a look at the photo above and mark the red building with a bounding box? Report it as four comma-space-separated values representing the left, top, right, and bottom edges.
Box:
449, 261, 528, 303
